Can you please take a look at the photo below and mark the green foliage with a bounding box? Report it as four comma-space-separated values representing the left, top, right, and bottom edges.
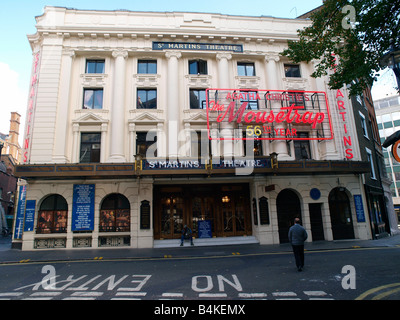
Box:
282, 0, 400, 96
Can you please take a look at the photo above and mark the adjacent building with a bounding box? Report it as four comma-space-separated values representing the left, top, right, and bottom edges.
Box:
375, 95, 400, 230
14, 6, 388, 250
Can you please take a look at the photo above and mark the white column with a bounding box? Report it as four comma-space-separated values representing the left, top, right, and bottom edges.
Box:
166, 51, 181, 159
216, 53, 234, 157
52, 49, 75, 163
72, 123, 79, 163
265, 53, 289, 158
100, 123, 108, 163
108, 50, 128, 163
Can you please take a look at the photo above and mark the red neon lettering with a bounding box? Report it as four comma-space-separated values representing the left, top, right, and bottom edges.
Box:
217, 102, 325, 129
345, 149, 354, 159
343, 136, 352, 147
337, 100, 345, 110
340, 112, 346, 121
336, 89, 344, 98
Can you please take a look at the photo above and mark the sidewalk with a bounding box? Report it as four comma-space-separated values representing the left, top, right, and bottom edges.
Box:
0, 234, 399, 265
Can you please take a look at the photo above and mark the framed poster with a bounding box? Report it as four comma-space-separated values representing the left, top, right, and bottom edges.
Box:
72, 184, 95, 231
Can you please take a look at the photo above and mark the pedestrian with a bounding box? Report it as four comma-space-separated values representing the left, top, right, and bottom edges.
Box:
180, 225, 194, 246
288, 218, 308, 271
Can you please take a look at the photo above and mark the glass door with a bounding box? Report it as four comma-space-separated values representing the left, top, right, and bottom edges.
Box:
160, 195, 184, 239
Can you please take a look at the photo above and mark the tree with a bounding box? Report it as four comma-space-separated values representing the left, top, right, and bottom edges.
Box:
282, 0, 400, 96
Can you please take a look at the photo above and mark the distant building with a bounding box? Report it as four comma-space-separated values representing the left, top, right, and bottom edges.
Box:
375, 95, 400, 229
0, 112, 21, 231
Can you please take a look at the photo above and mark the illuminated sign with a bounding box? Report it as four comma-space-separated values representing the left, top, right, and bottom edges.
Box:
153, 42, 243, 52
336, 89, 354, 159
23, 51, 41, 163
392, 140, 400, 163
206, 89, 333, 141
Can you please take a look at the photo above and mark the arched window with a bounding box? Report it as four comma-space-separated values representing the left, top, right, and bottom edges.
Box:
37, 194, 68, 234
100, 194, 130, 232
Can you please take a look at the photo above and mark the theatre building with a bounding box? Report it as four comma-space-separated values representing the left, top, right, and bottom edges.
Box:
14, 6, 376, 250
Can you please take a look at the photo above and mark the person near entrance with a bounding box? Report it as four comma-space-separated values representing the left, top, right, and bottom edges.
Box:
180, 225, 194, 246
288, 218, 308, 271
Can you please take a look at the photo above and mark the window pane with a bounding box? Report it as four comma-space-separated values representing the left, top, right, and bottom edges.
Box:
93, 90, 103, 109
237, 64, 246, 76
83, 90, 94, 109
284, 64, 301, 77
246, 64, 255, 76
138, 60, 157, 74
189, 61, 198, 74
95, 61, 105, 74
86, 60, 105, 74
86, 61, 96, 73
147, 61, 157, 74
138, 62, 147, 74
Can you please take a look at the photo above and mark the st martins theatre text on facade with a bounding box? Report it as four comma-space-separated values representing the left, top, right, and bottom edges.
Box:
12, 6, 395, 250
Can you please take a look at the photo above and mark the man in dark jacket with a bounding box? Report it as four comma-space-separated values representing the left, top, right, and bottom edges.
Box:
180, 225, 194, 246
288, 218, 308, 271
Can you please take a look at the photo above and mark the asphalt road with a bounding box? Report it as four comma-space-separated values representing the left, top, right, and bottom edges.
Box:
1, 245, 399, 303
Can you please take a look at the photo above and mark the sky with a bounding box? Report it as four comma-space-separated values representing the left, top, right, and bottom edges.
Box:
0, 0, 397, 143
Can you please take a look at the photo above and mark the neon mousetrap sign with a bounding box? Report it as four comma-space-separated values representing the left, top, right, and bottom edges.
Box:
206, 89, 333, 141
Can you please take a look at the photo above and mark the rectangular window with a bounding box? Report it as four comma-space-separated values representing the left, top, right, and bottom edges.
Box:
359, 111, 369, 138
137, 89, 157, 109
242, 132, 263, 156
237, 62, 255, 76
190, 89, 207, 109
83, 89, 103, 109
189, 60, 208, 75
136, 132, 157, 158
294, 132, 311, 160
80, 133, 101, 163
86, 60, 105, 74
288, 91, 305, 107
366, 148, 376, 179
284, 64, 301, 78
191, 131, 210, 158
138, 60, 157, 74
240, 91, 259, 110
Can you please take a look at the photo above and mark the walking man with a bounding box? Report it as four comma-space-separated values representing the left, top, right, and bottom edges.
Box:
288, 218, 308, 271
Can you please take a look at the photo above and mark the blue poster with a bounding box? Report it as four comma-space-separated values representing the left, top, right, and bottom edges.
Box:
354, 195, 366, 222
24, 200, 36, 232
72, 184, 95, 231
14, 185, 27, 239
198, 220, 212, 239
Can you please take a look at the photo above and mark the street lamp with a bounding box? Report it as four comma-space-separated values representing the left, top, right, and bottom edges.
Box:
269, 152, 278, 170
380, 46, 400, 92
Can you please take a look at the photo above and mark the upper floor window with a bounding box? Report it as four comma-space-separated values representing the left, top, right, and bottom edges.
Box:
189, 60, 208, 75
359, 111, 369, 139
137, 89, 157, 109
243, 132, 263, 156
190, 89, 207, 109
237, 62, 255, 76
240, 91, 259, 110
366, 148, 376, 179
284, 64, 301, 78
136, 132, 157, 158
86, 60, 105, 74
294, 132, 311, 160
83, 89, 103, 109
80, 133, 101, 163
288, 91, 305, 107
138, 60, 157, 74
